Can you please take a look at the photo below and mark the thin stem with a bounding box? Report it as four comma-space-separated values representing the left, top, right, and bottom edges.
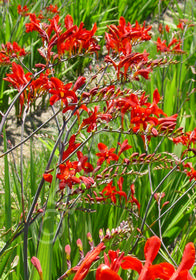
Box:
23, 223, 29, 280
145, 134, 153, 193
141, 157, 188, 232
0, 212, 42, 258
131, 156, 189, 252
132, 211, 177, 266
158, 197, 162, 241
96, 64, 108, 85
0, 108, 61, 158
21, 106, 28, 222
26, 118, 67, 224
23, 118, 67, 278
53, 194, 81, 245
51, 105, 61, 133
151, 181, 196, 226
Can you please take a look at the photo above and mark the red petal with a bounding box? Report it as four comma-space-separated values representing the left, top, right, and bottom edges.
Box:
149, 262, 175, 280
176, 270, 195, 280
104, 252, 110, 267
121, 256, 142, 274
144, 236, 161, 263
73, 76, 86, 91
177, 243, 195, 272
118, 139, 132, 156
153, 88, 160, 104
73, 242, 105, 280
98, 143, 107, 153
64, 14, 73, 29
117, 177, 123, 191
43, 173, 53, 183
96, 264, 122, 280
117, 191, 127, 201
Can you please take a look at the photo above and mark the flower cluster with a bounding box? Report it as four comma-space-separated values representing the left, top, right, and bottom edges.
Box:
106, 88, 167, 136
44, 135, 94, 190
156, 36, 185, 54
173, 128, 196, 148
104, 17, 177, 81
25, 13, 99, 61
31, 235, 196, 280
105, 17, 152, 55
0, 42, 27, 65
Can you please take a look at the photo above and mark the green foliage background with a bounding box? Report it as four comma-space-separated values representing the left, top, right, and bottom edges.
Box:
0, 0, 196, 279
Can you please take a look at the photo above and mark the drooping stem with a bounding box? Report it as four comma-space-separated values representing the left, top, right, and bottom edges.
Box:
131, 156, 189, 253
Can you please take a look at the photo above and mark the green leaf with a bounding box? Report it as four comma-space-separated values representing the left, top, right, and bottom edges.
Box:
164, 71, 176, 116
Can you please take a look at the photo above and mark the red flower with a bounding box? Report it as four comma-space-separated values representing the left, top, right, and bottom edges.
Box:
25, 13, 49, 41
165, 25, 170, 33
72, 76, 86, 91
116, 177, 127, 203
150, 242, 196, 280
121, 236, 161, 279
73, 242, 105, 280
117, 51, 149, 79
158, 23, 163, 34
177, 22, 184, 30
133, 67, 152, 81
96, 143, 118, 165
3, 62, 32, 113
43, 173, 53, 183
102, 182, 118, 204
102, 180, 127, 204
156, 37, 184, 54
76, 151, 94, 173
62, 135, 81, 161
129, 184, 140, 212
81, 106, 112, 133
148, 262, 175, 280
118, 139, 132, 156
1, 42, 27, 59
57, 161, 80, 190
121, 237, 196, 280
183, 162, 196, 182
0, 53, 10, 65
46, 4, 59, 13
173, 128, 196, 148
79, 176, 94, 189
17, 5, 28, 16
130, 88, 166, 133
56, 15, 100, 56
96, 265, 122, 280
31, 70, 51, 95
105, 17, 152, 56
3, 62, 31, 91
49, 77, 77, 107
156, 37, 170, 53
130, 106, 158, 132
96, 250, 124, 280
158, 114, 178, 134
110, 92, 140, 128
167, 242, 195, 280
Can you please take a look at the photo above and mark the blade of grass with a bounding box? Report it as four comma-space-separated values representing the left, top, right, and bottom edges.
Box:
32, 175, 56, 280
3, 126, 12, 240
164, 71, 176, 115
